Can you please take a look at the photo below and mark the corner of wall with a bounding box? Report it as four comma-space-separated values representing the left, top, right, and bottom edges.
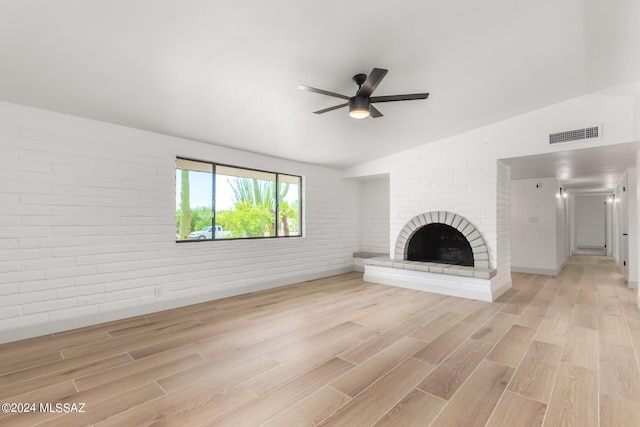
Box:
496, 160, 511, 277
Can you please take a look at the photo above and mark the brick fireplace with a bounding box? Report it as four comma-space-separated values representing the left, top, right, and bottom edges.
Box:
394, 211, 490, 268
363, 211, 509, 302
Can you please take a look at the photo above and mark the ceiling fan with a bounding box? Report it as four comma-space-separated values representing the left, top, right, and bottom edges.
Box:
298, 68, 429, 119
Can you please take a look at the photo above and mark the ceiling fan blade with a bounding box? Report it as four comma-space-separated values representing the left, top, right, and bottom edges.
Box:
313, 102, 349, 114
370, 93, 430, 103
369, 105, 383, 118
356, 68, 388, 98
298, 85, 350, 100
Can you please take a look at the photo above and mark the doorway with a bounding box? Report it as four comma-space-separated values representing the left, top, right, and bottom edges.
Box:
574, 195, 607, 255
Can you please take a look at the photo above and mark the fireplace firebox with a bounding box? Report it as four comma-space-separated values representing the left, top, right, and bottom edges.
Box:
406, 223, 474, 266
393, 211, 489, 269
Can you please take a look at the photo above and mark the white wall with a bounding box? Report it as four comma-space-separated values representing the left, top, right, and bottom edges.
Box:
358, 176, 390, 254
613, 173, 628, 274
636, 94, 640, 140
610, 169, 638, 288
636, 154, 640, 306
557, 189, 569, 269
0, 101, 360, 343
575, 195, 606, 248
510, 177, 561, 275
569, 196, 577, 254
606, 196, 614, 256
497, 161, 512, 284
627, 167, 638, 288
494, 91, 635, 160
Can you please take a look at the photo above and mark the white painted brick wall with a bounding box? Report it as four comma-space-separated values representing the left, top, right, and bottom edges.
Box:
358, 177, 390, 254
0, 102, 359, 340
389, 137, 499, 270
496, 160, 512, 282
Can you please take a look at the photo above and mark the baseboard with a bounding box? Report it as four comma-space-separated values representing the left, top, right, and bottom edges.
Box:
0, 266, 353, 345
353, 258, 365, 272
557, 259, 567, 274
490, 279, 512, 300
511, 266, 559, 276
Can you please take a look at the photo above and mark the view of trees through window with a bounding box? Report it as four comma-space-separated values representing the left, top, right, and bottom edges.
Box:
175, 158, 301, 241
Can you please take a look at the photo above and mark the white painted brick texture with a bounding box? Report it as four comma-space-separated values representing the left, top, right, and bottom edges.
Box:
358, 177, 390, 254
389, 137, 499, 269
0, 102, 359, 337
496, 160, 512, 281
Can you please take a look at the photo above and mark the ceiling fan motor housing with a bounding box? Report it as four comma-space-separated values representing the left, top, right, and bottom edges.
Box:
348, 96, 370, 118
349, 96, 370, 111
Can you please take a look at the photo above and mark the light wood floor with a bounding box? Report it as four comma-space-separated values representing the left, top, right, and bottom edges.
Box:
1, 255, 640, 426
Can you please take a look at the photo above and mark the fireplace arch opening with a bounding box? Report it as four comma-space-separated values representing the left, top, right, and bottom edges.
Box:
394, 211, 490, 269
407, 223, 474, 267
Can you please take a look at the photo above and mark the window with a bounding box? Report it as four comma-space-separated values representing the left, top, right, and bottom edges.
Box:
175, 158, 302, 241
278, 174, 301, 236
175, 159, 213, 241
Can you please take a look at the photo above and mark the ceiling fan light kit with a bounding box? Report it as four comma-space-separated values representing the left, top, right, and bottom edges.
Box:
348, 97, 370, 119
299, 68, 429, 119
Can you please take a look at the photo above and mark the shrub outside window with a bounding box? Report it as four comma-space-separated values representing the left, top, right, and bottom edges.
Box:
175, 158, 302, 241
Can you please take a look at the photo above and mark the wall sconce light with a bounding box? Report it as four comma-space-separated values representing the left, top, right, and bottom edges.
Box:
558, 188, 568, 199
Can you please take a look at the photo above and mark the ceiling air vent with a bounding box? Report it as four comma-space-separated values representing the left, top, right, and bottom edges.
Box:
549, 126, 600, 144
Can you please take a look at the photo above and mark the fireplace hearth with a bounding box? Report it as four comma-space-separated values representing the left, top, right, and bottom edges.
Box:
362, 211, 510, 302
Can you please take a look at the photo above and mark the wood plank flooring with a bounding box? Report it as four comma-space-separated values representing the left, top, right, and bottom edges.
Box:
0, 255, 639, 426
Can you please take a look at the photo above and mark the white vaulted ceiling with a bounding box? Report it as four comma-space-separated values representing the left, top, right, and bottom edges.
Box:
0, 1, 638, 169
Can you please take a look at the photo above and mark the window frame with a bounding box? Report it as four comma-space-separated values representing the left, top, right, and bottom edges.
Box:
175, 156, 303, 242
